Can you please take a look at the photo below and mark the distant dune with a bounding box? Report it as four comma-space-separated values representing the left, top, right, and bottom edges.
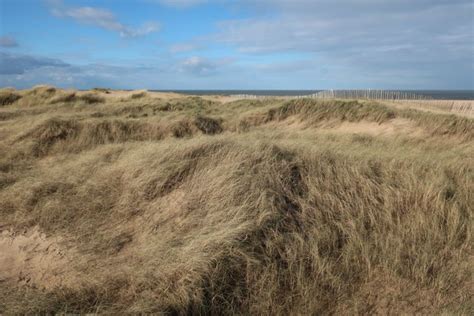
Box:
0, 86, 473, 314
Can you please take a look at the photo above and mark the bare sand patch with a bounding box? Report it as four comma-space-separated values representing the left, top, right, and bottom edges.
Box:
0, 226, 74, 290
96, 89, 181, 100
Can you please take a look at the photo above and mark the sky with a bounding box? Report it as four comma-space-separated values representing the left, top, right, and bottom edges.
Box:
0, 0, 473, 90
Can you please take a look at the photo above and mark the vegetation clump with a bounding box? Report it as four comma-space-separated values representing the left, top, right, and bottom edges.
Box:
51, 92, 105, 105
0, 90, 22, 106
194, 115, 223, 134
130, 91, 147, 99
171, 119, 194, 138
92, 87, 111, 94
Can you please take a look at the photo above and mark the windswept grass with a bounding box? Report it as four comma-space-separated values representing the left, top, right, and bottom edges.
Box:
400, 109, 474, 140
51, 92, 105, 104
0, 88, 472, 314
267, 99, 397, 123
130, 91, 148, 99
264, 98, 474, 140
0, 90, 22, 106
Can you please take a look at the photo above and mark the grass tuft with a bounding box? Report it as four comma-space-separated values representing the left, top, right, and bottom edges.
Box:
130, 91, 147, 99
194, 116, 223, 134
0, 90, 22, 106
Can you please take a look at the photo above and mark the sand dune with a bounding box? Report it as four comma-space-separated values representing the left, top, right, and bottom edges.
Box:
0, 86, 472, 314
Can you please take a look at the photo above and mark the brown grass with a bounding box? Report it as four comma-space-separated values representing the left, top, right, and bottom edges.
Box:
0, 89, 22, 106
385, 99, 474, 117
130, 91, 148, 99
51, 92, 105, 104
194, 115, 223, 134
0, 88, 472, 314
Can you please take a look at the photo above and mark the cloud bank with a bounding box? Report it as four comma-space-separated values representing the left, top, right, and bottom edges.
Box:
0, 52, 70, 75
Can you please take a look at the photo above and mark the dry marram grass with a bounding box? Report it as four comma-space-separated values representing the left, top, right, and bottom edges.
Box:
0, 87, 473, 314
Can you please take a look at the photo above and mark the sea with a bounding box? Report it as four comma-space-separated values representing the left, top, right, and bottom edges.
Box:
151, 90, 474, 100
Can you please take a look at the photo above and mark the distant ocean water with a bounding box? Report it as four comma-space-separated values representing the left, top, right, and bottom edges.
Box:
151, 90, 474, 100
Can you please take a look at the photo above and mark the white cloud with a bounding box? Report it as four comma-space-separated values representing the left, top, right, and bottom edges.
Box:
169, 43, 201, 53
218, 1, 473, 54
155, 0, 208, 8
213, 0, 474, 83
179, 56, 232, 75
48, 0, 160, 37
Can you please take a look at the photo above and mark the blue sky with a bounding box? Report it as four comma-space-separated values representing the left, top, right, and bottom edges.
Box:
0, 0, 473, 89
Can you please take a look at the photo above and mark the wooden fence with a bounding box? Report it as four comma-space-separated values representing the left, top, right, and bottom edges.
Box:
308, 90, 430, 100
231, 90, 431, 100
